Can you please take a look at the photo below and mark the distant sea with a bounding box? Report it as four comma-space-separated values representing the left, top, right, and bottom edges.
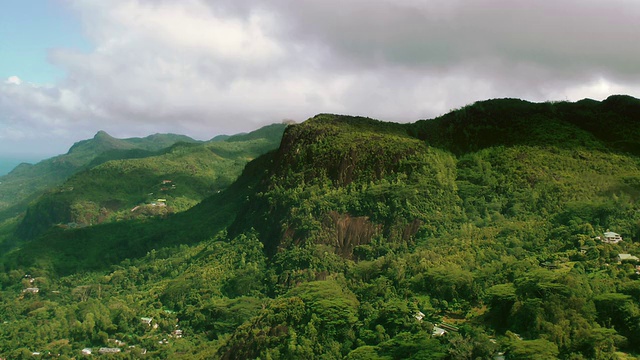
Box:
0, 157, 40, 176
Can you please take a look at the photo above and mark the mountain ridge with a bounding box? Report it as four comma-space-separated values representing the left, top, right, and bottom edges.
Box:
11, 95, 640, 268
0, 129, 256, 222
9, 124, 287, 241
3, 96, 640, 358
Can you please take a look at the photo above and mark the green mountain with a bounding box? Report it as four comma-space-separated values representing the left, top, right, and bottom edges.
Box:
229, 97, 640, 257
408, 95, 640, 154
12, 124, 287, 240
2, 97, 640, 359
65, 131, 194, 161
0, 131, 200, 222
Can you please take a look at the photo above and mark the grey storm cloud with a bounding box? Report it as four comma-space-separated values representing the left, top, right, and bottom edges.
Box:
1, 0, 640, 156
269, 0, 640, 70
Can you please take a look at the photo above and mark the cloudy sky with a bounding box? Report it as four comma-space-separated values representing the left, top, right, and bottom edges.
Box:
2, 0, 640, 159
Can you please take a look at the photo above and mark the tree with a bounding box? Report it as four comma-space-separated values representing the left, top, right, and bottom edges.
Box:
507, 338, 559, 360
378, 331, 447, 360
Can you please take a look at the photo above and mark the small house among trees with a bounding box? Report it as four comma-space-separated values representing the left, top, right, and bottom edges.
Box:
99, 348, 121, 354
432, 326, 447, 337
618, 254, 639, 263
602, 231, 623, 244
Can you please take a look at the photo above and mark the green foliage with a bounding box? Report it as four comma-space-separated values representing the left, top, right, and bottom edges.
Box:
14, 124, 286, 240
486, 283, 517, 331
347, 345, 392, 360
507, 338, 559, 360
287, 280, 359, 342
0, 131, 200, 223
3, 97, 640, 358
377, 331, 447, 359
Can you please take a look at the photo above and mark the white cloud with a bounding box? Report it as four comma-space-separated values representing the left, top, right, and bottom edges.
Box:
2, 0, 640, 157
5, 76, 22, 85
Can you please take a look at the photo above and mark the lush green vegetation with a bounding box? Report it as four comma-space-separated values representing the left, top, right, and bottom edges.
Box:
2, 96, 640, 359
14, 124, 286, 240
0, 131, 200, 223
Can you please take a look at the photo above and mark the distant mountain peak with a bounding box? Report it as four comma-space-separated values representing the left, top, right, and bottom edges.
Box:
94, 130, 113, 139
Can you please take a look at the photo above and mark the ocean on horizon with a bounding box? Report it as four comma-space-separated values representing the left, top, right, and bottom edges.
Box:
0, 157, 39, 176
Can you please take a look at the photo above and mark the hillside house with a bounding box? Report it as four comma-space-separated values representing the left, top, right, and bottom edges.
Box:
99, 348, 121, 354
415, 311, 425, 321
432, 326, 447, 337
128, 346, 147, 355
603, 232, 623, 244
23, 287, 39, 294
155, 199, 167, 207
618, 254, 639, 263
140, 317, 153, 326
81, 348, 92, 355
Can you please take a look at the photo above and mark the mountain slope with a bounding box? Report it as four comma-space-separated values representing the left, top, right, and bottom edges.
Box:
218, 96, 640, 357
6, 96, 640, 277
408, 95, 640, 155
0, 131, 200, 221
14, 124, 287, 240
229, 114, 461, 256
4, 151, 272, 274
3, 96, 640, 358
230, 96, 640, 259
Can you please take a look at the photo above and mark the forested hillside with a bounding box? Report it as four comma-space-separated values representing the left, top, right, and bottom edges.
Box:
14, 124, 286, 240
2, 96, 640, 359
0, 131, 200, 222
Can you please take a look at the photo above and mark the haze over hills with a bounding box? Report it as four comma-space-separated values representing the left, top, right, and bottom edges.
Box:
2, 96, 640, 358
0, 157, 43, 177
